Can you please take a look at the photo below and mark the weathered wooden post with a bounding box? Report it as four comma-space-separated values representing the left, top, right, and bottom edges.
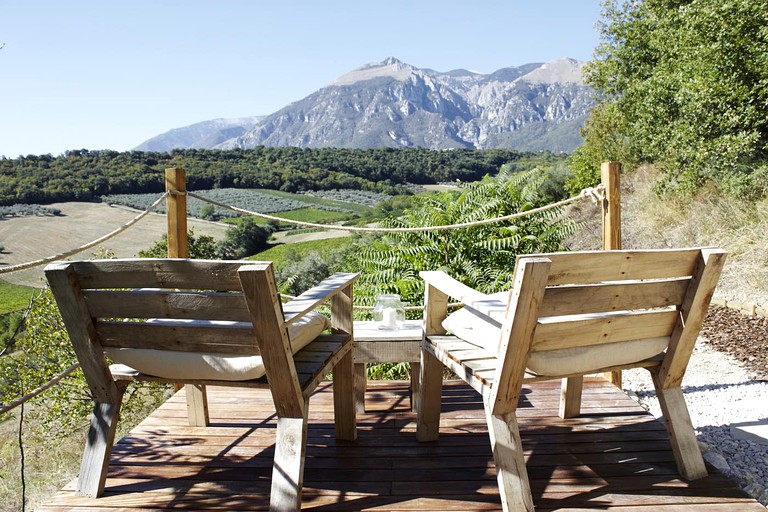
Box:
165, 168, 204, 409
602, 161, 622, 387
165, 168, 188, 258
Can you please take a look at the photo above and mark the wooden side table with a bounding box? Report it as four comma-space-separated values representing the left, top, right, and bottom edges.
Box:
352, 319, 422, 412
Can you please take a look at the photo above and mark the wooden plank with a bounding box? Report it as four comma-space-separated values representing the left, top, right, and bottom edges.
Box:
72, 258, 248, 291
238, 263, 304, 418
84, 289, 251, 322
532, 309, 677, 352
96, 321, 258, 354
659, 248, 727, 388
331, 282, 356, 441
486, 409, 535, 511
37, 380, 767, 512
184, 384, 209, 427
420, 270, 487, 305
558, 376, 583, 419
540, 279, 689, 317
282, 272, 359, 325
533, 248, 701, 286
490, 257, 551, 416
44, 262, 119, 404
270, 413, 308, 512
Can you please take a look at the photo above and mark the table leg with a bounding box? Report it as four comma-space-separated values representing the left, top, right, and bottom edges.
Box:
354, 363, 367, 413
410, 361, 421, 413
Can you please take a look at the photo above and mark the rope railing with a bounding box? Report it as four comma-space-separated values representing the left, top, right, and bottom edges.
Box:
187, 183, 605, 234
0, 192, 169, 275
0, 181, 608, 415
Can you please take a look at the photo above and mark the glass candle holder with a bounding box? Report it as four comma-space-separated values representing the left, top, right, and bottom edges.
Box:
373, 294, 405, 330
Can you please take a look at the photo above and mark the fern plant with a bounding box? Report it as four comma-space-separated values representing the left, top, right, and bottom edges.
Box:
349, 169, 578, 309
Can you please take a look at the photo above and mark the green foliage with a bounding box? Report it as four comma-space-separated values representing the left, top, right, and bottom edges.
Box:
138, 230, 220, 259
0, 280, 37, 315
217, 217, 274, 259
253, 237, 355, 270
582, 0, 768, 196
0, 147, 530, 206
275, 250, 349, 297
349, 169, 578, 308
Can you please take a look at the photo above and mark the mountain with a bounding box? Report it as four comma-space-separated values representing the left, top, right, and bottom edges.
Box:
134, 116, 263, 152
136, 58, 595, 153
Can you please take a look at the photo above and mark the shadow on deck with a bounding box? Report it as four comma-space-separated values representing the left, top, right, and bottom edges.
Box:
39, 378, 764, 511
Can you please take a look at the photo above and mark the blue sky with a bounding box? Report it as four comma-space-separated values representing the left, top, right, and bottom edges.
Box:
0, 1, 603, 157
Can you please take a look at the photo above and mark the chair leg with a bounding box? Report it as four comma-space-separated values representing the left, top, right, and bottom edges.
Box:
185, 384, 210, 427
485, 407, 535, 512
333, 349, 357, 441
76, 383, 128, 498
416, 350, 443, 442
651, 372, 707, 480
270, 413, 309, 512
558, 376, 583, 419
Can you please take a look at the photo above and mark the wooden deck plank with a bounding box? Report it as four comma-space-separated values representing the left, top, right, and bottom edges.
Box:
39, 379, 764, 512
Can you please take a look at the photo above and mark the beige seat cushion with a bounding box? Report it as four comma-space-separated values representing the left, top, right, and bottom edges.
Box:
105, 311, 329, 381
441, 295, 668, 377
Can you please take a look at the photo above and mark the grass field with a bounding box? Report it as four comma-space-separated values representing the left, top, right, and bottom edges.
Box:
253, 236, 355, 270
0, 280, 37, 314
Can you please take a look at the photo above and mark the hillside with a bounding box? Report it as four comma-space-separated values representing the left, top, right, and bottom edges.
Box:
566, 166, 768, 307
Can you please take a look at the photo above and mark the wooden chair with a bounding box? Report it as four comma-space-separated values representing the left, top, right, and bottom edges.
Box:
45, 258, 358, 512
417, 248, 726, 512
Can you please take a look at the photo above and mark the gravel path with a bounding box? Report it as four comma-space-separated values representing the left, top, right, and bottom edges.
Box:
621, 305, 768, 507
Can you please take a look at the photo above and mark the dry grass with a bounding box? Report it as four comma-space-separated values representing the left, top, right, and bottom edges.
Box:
0, 202, 229, 288
565, 165, 768, 306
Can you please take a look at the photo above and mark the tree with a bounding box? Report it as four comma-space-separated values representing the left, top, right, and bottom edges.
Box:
579, 0, 768, 196
216, 217, 274, 259
349, 169, 577, 308
138, 230, 219, 259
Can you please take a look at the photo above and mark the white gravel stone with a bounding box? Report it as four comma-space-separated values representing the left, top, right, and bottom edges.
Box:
621, 338, 768, 507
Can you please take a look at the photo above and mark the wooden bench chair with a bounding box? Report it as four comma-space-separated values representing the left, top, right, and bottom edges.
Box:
416, 248, 726, 512
45, 258, 358, 512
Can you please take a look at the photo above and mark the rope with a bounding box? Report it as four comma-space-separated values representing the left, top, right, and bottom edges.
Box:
188, 184, 605, 234
0, 363, 80, 416
0, 192, 169, 275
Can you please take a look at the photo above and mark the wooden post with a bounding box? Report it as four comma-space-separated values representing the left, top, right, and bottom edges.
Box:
602, 161, 622, 387
165, 168, 188, 394
165, 168, 187, 258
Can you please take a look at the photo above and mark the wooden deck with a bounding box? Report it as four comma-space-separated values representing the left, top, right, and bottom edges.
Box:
40, 378, 765, 511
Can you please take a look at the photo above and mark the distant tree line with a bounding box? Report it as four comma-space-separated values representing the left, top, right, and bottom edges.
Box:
0, 146, 536, 206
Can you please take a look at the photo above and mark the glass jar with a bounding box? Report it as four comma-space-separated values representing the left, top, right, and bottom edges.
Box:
373, 294, 405, 330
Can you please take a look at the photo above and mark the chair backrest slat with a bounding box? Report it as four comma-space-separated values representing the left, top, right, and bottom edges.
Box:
71, 259, 246, 291
538, 279, 689, 317
531, 309, 678, 352
536, 248, 702, 285
96, 321, 256, 354
48, 258, 268, 356
84, 290, 251, 322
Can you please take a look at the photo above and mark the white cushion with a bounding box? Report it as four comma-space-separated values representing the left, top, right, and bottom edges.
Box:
105, 311, 329, 381
441, 295, 668, 377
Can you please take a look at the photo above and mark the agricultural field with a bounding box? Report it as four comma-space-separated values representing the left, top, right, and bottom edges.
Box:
0, 202, 230, 289
100, 188, 378, 219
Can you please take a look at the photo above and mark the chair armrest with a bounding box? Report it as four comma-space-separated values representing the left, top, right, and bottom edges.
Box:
282, 272, 359, 325
420, 271, 507, 322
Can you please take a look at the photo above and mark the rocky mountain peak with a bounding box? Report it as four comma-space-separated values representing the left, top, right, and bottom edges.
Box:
332, 57, 418, 86
519, 57, 585, 85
